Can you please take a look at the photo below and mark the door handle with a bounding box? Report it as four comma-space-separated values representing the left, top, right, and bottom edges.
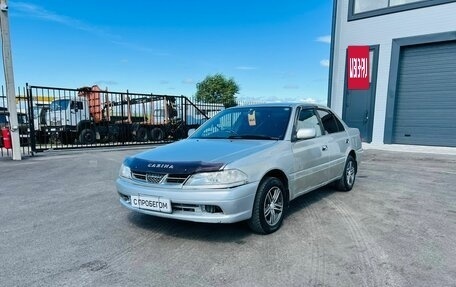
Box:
363, 111, 369, 124
322, 145, 328, 151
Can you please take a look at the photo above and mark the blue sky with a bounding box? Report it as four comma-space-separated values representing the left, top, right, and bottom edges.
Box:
4, 0, 333, 104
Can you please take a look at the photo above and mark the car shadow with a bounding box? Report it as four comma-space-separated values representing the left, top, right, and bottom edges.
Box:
127, 212, 252, 243
127, 185, 337, 242
285, 185, 337, 219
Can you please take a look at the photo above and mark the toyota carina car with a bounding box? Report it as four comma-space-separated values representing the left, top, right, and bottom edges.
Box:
116, 103, 362, 234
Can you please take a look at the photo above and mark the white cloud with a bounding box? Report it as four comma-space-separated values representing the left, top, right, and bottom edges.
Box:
111, 40, 169, 56
279, 71, 297, 79
235, 66, 257, 71
12, 2, 167, 56
320, 59, 330, 68
316, 35, 331, 44
298, 98, 317, 104
237, 95, 327, 106
13, 2, 114, 38
182, 79, 195, 85
95, 80, 118, 86
283, 85, 299, 90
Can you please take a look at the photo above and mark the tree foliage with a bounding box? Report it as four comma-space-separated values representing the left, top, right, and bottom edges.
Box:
195, 74, 239, 107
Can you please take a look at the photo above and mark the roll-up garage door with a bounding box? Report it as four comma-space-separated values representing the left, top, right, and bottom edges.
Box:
393, 40, 456, 147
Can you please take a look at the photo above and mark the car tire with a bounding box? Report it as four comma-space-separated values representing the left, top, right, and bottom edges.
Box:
335, 155, 356, 192
79, 128, 96, 145
248, 177, 286, 234
150, 127, 165, 141
135, 127, 148, 142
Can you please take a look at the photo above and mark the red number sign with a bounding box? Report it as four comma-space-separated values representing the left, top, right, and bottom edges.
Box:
347, 46, 369, 90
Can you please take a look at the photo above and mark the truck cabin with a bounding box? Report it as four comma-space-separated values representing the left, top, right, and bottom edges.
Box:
49, 99, 84, 113
0, 112, 8, 128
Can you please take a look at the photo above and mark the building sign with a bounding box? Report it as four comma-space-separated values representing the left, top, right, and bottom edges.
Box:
347, 46, 369, 90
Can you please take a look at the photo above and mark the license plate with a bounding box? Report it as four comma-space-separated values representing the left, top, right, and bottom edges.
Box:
130, 195, 172, 213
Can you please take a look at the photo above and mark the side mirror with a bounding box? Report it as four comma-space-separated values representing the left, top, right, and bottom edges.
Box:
296, 128, 316, 140
187, 128, 196, 137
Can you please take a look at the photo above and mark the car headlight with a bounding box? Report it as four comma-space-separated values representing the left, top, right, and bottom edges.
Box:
119, 163, 132, 179
184, 169, 248, 189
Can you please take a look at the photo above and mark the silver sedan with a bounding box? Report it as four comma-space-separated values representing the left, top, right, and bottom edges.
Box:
116, 103, 362, 234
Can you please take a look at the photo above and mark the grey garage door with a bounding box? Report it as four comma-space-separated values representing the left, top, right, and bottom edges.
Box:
393, 40, 456, 147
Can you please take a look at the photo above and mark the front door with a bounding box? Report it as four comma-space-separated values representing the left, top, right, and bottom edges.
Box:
342, 45, 379, 143
291, 108, 331, 198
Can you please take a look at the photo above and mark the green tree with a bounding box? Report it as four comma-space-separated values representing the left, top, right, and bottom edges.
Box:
195, 74, 239, 107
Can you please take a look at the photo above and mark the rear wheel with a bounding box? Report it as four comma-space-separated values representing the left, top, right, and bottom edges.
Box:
149, 127, 165, 141
248, 177, 286, 234
79, 128, 96, 145
135, 127, 148, 142
335, 155, 356, 191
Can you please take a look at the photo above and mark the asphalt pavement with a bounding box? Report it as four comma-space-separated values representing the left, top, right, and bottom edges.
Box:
0, 147, 455, 287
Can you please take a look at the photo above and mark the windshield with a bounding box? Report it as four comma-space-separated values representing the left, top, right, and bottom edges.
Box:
50, 99, 70, 112
191, 106, 291, 140
17, 114, 28, 124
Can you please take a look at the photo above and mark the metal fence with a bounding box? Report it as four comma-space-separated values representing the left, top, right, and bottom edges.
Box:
0, 84, 263, 158
0, 86, 32, 158
28, 85, 222, 151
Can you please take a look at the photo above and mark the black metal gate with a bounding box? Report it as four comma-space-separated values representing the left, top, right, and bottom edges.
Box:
25, 85, 214, 152
0, 86, 33, 158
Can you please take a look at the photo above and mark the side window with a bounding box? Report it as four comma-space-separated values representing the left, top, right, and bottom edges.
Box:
317, 109, 344, 134
295, 108, 322, 138
70, 101, 83, 110
334, 116, 346, 132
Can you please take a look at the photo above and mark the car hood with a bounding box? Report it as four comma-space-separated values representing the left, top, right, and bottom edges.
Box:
129, 139, 280, 173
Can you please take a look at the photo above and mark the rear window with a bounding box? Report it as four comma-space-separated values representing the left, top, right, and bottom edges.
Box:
317, 109, 345, 134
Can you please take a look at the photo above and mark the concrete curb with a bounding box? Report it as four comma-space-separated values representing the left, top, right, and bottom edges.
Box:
363, 143, 456, 155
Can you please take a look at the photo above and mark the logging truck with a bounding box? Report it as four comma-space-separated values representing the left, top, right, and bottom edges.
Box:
44, 85, 209, 145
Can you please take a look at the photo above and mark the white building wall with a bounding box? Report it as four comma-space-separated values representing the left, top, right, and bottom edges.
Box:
331, 0, 456, 144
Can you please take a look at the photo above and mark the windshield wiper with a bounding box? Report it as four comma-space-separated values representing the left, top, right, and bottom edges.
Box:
227, 134, 279, 140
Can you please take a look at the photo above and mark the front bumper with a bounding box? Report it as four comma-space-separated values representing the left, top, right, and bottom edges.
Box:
116, 178, 258, 223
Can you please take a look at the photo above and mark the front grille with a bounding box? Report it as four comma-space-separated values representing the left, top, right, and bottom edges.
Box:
166, 174, 190, 184
50, 120, 62, 126
131, 171, 190, 185
146, 173, 164, 184
132, 172, 146, 181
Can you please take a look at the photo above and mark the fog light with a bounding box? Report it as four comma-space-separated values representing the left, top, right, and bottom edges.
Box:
204, 205, 223, 213
118, 192, 130, 203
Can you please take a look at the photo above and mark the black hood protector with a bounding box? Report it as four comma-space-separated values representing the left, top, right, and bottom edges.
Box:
126, 157, 224, 175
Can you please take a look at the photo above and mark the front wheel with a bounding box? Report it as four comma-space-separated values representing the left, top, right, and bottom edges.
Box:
248, 177, 286, 234
335, 155, 356, 191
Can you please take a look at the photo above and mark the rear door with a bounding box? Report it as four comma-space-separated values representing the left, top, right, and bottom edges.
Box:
316, 109, 351, 181
290, 107, 331, 198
